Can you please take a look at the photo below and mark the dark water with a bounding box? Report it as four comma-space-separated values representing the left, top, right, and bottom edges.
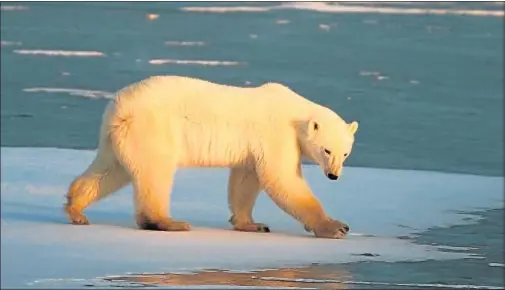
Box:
1, 1, 503, 176
1, 1, 503, 289
344, 208, 505, 289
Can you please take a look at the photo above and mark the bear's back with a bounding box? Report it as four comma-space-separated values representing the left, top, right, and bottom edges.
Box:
118, 75, 316, 123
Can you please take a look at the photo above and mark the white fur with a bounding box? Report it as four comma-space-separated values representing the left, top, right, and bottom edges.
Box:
65, 75, 359, 238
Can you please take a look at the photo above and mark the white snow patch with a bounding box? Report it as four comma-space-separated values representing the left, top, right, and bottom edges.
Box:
1, 41, 22, 46
23, 87, 114, 99
276, 19, 291, 25
0, 5, 28, 11
181, 2, 504, 17
488, 263, 504, 268
318, 24, 331, 31
149, 59, 245, 66
359, 71, 381, 76
13, 50, 105, 57
165, 41, 206, 47
281, 2, 505, 17
181, 6, 272, 13
1, 147, 503, 288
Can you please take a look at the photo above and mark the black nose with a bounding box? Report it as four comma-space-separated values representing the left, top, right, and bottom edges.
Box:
327, 173, 338, 180
343, 224, 350, 233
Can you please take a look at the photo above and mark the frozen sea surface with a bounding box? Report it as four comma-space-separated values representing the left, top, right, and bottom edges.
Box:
1, 147, 503, 288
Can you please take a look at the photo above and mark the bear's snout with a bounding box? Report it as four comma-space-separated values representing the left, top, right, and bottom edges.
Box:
326, 173, 338, 180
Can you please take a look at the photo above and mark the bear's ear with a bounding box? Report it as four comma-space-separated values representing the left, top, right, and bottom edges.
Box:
307, 119, 319, 137
348, 121, 359, 135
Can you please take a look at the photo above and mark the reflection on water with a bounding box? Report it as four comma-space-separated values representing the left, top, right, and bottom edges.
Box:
101, 262, 505, 289
104, 266, 351, 289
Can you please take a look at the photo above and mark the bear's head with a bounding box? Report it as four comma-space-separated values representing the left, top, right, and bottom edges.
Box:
300, 114, 359, 181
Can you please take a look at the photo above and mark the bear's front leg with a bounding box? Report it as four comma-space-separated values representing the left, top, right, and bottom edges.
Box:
228, 168, 270, 233
257, 162, 349, 239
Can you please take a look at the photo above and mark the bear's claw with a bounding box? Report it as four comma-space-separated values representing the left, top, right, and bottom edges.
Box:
71, 216, 90, 225
139, 218, 191, 232
233, 223, 271, 233
229, 215, 270, 233
65, 205, 90, 225
259, 225, 270, 233
312, 219, 350, 239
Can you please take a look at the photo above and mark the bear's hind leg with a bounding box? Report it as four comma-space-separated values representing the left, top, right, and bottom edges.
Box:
65, 154, 130, 225
113, 144, 190, 231
132, 166, 191, 232
228, 168, 269, 233
109, 106, 190, 231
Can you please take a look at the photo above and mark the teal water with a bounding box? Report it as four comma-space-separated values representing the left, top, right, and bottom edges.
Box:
1, 1, 503, 288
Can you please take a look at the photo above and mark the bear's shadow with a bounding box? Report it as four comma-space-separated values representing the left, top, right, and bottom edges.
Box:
2, 201, 314, 239
2, 201, 133, 228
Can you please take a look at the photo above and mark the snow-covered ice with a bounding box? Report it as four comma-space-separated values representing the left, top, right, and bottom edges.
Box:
1, 147, 503, 288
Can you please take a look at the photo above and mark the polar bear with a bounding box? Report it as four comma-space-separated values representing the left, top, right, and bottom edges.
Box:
64, 75, 359, 239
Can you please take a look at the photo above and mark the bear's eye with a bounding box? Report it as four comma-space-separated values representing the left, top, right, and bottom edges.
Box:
324, 148, 332, 155
344, 153, 348, 157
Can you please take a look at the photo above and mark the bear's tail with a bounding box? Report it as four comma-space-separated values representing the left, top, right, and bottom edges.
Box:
65, 102, 131, 219
107, 83, 178, 221
106, 80, 174, 177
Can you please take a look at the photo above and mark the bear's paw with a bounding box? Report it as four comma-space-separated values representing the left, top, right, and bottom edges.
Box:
311, 219, 350, 239
138, 217, 192, 232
